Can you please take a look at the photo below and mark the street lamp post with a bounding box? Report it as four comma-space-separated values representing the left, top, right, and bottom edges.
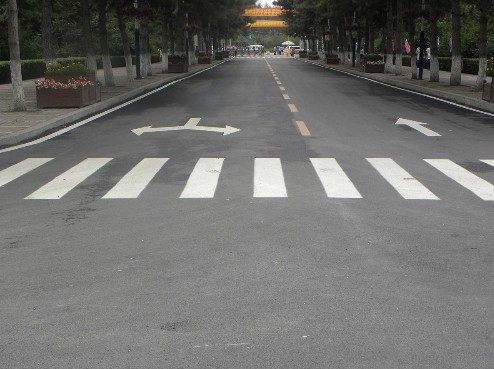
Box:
134, 0, 141, 79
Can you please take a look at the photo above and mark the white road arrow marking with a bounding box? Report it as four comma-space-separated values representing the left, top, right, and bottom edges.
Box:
131, 118, 240, 136
395, 118, 441, 137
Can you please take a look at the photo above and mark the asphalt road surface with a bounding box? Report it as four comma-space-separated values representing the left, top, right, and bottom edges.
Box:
1, 56, 493, 369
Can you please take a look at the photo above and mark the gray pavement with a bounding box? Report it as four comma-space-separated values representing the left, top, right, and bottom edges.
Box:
1, 55, 492, 148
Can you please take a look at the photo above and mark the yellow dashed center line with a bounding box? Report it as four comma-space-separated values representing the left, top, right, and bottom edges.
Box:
296, 121, 311, 136
288, 104, 298, 113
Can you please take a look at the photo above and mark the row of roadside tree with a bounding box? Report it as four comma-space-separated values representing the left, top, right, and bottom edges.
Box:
274, 0, 494, 89
4, 0, 256, 111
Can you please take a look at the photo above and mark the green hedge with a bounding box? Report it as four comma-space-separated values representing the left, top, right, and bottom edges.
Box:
0, 59, 46, 84
395, 56, 480, 75
0, 55, 160, 84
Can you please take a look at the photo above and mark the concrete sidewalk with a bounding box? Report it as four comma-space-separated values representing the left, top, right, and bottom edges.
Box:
1, 56, 493, 148
0, 61, 222, 147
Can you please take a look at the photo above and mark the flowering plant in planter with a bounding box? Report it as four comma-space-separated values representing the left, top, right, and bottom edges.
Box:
35, 77, 94, 89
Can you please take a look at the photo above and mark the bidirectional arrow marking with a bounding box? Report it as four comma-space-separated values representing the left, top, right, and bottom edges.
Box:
395, 118, 441, 137
132, 118, 240, 136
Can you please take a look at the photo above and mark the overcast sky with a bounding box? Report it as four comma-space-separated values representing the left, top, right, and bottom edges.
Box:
257, 1, 276, 6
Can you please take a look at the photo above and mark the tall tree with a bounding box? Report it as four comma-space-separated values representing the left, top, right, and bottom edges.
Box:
450, 0, 461, 85
473, 0, 491, 90
98, 0, 115, 86
7, 0, 26, 111
42, 0, 57, 66
114, 0, 134, 83
384, 0, 394, 73
81, 0, 97, 71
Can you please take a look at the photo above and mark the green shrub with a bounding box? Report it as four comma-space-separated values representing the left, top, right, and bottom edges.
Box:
46, 61, 90, 75
363, 53, 383, 61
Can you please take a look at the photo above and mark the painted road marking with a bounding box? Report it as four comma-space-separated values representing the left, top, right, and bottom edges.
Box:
283, 94, 290, 100
310, 158, 362, 198
0, 158, 53, 188
395, 118, 441, 137
279, 86, 286, 91
481, 160, 494, 168
295, 121, 311, 136
425, 159, 494, 200
103, 158, 169, 199
25, 158, 112, 199
288, 104, 298, 113
254, 158, 287, 197
132, 117, 240, 136
367, 158, 439, 200
180, 158, 224, 198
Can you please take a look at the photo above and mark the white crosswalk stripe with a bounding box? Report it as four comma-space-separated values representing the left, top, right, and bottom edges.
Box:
103, 158, 169, 199
481, 159, 494, 168
310, 158, 362, 198
366, 158, 439, 200
25, 158, 112, 199
0, 158, 53, 188
254, 158, 287, 197
425, 159, 494, 201
0, 157, 491, 201
180, 158, 224, 198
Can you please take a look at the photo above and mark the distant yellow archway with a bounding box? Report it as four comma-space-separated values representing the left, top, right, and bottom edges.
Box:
243, 7, 287, 29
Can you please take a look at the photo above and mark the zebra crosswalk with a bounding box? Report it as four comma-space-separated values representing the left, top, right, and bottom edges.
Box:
0, 157, 493, 201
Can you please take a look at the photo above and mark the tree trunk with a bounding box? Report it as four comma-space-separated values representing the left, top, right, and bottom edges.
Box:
161, 16, 170, 73
474, 0, 489, 91
81, 0, 97, 71
429, 0, 440, 82
395, 0, 403, 75
385, 0, 394, 73
98, 0, 115, 86
42, 0, 57, 66
115, 0, 134, 83
369, 20, 375, 53
450, 0, 461, 86
7, 0, 26, 111
140, 17, 150, 77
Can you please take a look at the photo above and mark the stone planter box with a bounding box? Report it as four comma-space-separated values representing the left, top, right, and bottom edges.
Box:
326, 57, 340, 64
299, 53, 308, 59
482, 82, 494, 102
45, 71, 98, 103
362, 63, 385, 73
215, 53, 224, 60
198, 57, 212, 64
36, 87, 90, 109
167, 62, 188, 73
308, 55, 319, 60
